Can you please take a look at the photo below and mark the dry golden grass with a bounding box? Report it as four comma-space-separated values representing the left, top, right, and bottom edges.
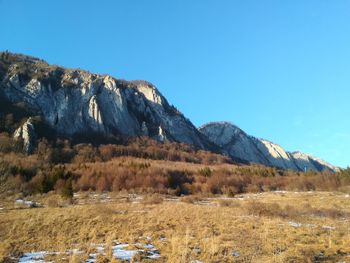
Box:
0, 191, 349, 262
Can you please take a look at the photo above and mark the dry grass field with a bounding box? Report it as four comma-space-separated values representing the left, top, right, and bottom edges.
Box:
0, 190, 349, 263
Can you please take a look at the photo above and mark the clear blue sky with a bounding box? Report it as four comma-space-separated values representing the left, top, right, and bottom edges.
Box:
1, 0, 349, 168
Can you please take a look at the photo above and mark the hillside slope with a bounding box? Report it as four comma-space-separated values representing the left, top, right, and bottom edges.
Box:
199, 122, 338, 172
0, 52, 337, 172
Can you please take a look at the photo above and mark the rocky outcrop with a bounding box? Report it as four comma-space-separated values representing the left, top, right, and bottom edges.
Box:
199, 122, 338, 172
0, 52, 213, 150
13, 117, 36, 153
0, 52, 338, 171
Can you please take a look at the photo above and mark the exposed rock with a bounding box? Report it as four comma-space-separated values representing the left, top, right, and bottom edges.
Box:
13, 117, 36, 153
141, 121, 149, 136
291, 151, 338, 172
0, 52, 213, 150
1, 52, 338, 172
157, 126, 167, 142
199, 122, 338, 172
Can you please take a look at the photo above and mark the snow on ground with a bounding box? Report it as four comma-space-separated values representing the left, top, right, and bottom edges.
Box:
18, 240, 161, 263
18, 251, 48, 263
85, 244, 105, 263
112, 244, 139, 261
88, 241, 160, 261
191, 246, 201, 254
232, 251, 240, 257
288, 221, 336, 230
18, 249, 84, 263
15, 199, 40, 208
288, 221, 316, 228
322, 225, 336, 230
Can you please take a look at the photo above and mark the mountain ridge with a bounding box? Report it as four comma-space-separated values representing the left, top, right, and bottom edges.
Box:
199, 121, 338, 172
0, 51, 216, 150
0, 51, 338, 172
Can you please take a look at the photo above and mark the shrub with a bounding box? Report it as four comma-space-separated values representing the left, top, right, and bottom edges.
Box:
141, 194, 163, 205
198, 167, 212, 177
221, 186, 240, 197
61, 178, 73, 199
45, 195, 61, 207
167, 170, 193, 195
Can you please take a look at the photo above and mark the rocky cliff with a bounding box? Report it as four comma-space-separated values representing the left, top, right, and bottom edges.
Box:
0, 52, 338, 172
13, 117, 36, 153
0, 52, 213, 151
199, 122, 338, 172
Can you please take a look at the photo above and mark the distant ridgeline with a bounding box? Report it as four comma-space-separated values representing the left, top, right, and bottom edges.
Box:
0, 51, 338, 172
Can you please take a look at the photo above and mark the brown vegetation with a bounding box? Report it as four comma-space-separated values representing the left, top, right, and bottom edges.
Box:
0, 191, 349, 262
1, 150, 350, 198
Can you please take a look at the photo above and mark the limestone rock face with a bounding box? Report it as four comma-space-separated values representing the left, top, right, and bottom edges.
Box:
199, 122, 338, 172
13, 117, 36, 153
0, 52, 338, 171
0, 52, 212, 150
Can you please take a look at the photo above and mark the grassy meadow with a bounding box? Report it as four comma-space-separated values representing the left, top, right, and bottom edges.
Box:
1, 190, 350, 262
0, 150, 350, 262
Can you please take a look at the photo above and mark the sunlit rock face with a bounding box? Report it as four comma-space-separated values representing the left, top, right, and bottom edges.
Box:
0, 52, 212, 149
0, 52, 338, 171
13, 117, 36, 153
199, 122, 338, 172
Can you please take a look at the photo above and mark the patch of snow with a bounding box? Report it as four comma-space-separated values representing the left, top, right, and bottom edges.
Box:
147, 251, 161, 259
66, 248, 83, 255
322, 225, 336, 230
143, 244, 155, 250
288, 221, 317, 228
145, 236, 152, 241
288, 222, 303, 228
111, 241, 161, 260
15, 199, 38, 208
19, 249, 85, 263
192, 247, 201, 254
85, 244, 104, 263
85, 255, 96, 263
288, 221, 335, 229
19, 251, 49, 263
96, 245, 104, 253
128, 194, 143, 200
112, 244, 139, 261
19, 241, 160, 263
232, 251, 240, 257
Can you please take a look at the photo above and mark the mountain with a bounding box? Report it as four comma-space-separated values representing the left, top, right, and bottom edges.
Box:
0, 51, 214, 152
0, 51, 337, 172
199, 122, 338, 172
